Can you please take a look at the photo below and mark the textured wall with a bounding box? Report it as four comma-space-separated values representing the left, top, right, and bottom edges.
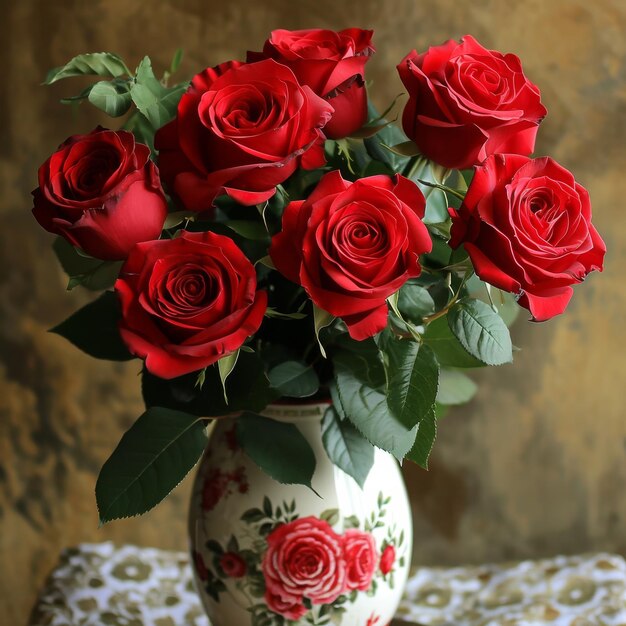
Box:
1, 1, 624, 623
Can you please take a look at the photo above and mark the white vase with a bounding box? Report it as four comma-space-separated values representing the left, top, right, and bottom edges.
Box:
188, 402, 412, 626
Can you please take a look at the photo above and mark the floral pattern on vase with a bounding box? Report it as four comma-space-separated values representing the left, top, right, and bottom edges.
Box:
188, 403, 412, 626
192, 493, 406, 624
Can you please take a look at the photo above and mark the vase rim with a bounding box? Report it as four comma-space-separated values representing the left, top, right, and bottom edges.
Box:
261, 400, 332, 422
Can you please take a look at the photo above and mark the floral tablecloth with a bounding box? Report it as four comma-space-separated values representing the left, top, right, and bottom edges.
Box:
29, 543, 626, 626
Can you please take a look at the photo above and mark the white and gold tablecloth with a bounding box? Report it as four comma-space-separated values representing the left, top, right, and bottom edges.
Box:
29, 543, 626, 626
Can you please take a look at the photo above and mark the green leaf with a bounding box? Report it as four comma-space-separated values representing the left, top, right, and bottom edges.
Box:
142, 350, 278, 417
65, 262, 123, 291
264, 307, 306, 321
124, 109, 156, 152
321, 406, 374, 488
387, 292, 421, 342
397, 281, 436, 322
448, 244, 470, 268
331, 138, 357, 174
367, 93, 404, 126
52, 237, 122, 291
87, 80, 132, 117
44, 52, 130, 84
434, 402, 449, 419
490, 288, 521, 328
406, 157, 453, 224
236, 413, 317, 491
163, 211, 195, 230
426, 235, 454, 267
319, 508, 340, 526
383, 140, 420, 157
465, 275, 521, 328
53, 237, 99, 275
205, 539, 224, 555
405, 407, 437, 469
333, 343, 417, 460
349, 120, 394, 139
130, 56, 185, 129
381, 339, 439, 429
445, 169, 469, 210
313, 304, 334, 358
170, 48, 184, 74
217, 350, 240, 404
195, 368, 206, 390
268, 361, 319, 398
53, 237, 122, 291
50, 291, 133, 361
423, 316, 486, 369
364, 123, 411, 172
256, 255, 276, 271
226, 220, 269, 241
437, 369, 478, 405
96, 407, 207, 523
461, 168, 474, 188
344, 514, 360, 529
60, 85, 94, 105
240, 508, 265, 523
448, 298, 513, 366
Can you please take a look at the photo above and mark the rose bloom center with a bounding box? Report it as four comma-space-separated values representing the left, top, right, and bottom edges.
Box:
292, 547, 326, 578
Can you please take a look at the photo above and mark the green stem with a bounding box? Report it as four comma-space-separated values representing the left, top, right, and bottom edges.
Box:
422, 270, 473, 324
417, 179, 466, 201
405, 155, 426, 181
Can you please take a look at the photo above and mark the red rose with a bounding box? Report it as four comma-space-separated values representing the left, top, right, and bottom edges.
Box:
32, 128, 167, 260
264, 591, 307, 621
262, 516, 347, 611
270, 171, 432, 340
219, 552, 247, 578
397, 35, 547, 169
115, 231, 267, 378
155, 59, 332, 209
449, 154, 605, 321
379, 544, 396, 575
249, 28, 374, 139
343, 530, 378, 591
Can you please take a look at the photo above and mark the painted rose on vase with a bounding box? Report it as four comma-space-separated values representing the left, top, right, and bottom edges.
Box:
192, 491, 406, 623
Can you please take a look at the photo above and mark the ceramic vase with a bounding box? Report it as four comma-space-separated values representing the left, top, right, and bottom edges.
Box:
188, 402, 412, 626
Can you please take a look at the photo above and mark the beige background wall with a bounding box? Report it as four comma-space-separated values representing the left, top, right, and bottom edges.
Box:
1, 1, 624, 623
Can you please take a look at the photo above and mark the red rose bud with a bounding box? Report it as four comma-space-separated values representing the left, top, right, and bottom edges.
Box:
379, 544, 396, 575
219, 552, 247, 578
343, 530, 378, 591
155, 59, 333, 210
115, 231, 267, 379
270, 171, 432, 340
32, 128, 167, 261
397, 35, 547, 169
449, 154, 605, 321
249, 28, 375, 139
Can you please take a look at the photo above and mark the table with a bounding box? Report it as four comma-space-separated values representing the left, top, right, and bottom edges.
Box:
29, 543, 626, 625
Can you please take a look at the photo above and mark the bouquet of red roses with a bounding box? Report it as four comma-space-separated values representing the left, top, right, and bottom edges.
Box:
34, 29, 605, 525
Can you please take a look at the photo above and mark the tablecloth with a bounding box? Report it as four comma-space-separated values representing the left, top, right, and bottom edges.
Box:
29, 542, 626, 626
